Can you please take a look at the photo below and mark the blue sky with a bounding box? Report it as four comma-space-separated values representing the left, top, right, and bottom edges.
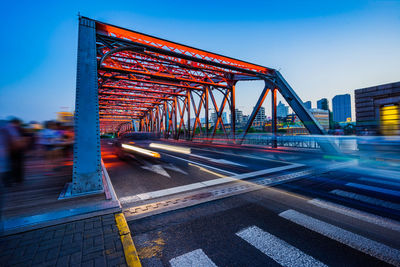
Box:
1, 0, 399, 121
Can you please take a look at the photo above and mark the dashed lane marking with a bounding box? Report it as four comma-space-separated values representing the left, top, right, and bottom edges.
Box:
330, 189, 400, 211
169, 249, 217, 267
279, 209, 400, 266
308, 198, 400, 232
236, 225, 327, 267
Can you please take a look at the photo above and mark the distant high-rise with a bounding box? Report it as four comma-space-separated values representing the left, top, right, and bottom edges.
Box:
230, 108, 244, 125
303, 101, 312, 109
317, 98, 329, 111
211, 112, 216, 125
252, 106, 266, 129
277, 101, 289, 118
254, 107, 266, 123
332, 94, 351, 122
211, 111, 228, 125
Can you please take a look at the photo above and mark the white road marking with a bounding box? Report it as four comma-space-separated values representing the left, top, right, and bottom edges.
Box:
119, 195, 141, 204
141, 162, 170, 178
359, 177, 400, 188
207, 158, 247, 167
150, 142, 246, 167
279, 209, 400, 266
330, 189, 400, 211
189, 163, 226, 178
134, 183, 208, 201
163, 163, 188, 175
119, 164, 303, 204
169, 249, 217, 267
163, 152, 238, 176
308, 198, 400, 232
187, 153, 247, 167
163, 149, 304, 179
236, 226, 327, 267
231, 164, 303, 180
191, 146, 297, 165
346, 183, 400, 197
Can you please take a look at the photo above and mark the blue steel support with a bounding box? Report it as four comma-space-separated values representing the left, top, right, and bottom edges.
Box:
271, 88, 277, 148
72, 17, 103, 195
238, 82, 270, 144
268, 71, 339, 153
132, 119, 138, 132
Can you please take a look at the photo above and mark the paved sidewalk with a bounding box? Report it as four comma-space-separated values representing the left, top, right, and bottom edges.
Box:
0, 213, 127, 267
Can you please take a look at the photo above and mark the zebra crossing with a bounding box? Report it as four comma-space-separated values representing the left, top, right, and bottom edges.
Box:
279, 209, 400, 266
165, 176, 400, 267
167, 209, 400, 266
330, 189, 400, 211
236, 225, 327, 267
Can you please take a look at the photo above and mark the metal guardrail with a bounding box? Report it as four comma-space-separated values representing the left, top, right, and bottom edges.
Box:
242, 135, 321, 149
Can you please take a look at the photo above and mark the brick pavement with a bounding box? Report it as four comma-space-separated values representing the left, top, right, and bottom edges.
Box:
0, 213, 127, 267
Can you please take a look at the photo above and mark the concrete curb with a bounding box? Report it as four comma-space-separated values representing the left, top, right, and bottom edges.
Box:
115, 213, 142, 267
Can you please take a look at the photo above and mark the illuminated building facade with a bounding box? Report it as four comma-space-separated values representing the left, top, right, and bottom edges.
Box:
310, 108, 329, 130
355, 81, 400, 135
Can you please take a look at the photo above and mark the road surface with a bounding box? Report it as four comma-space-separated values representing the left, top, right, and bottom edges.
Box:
101, 139, 400, 266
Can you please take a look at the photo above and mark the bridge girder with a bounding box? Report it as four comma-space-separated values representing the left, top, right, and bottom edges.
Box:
73, 16, 337, 195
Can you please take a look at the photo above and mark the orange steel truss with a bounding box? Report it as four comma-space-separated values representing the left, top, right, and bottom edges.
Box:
72, 17, 337, 195
95, 18, 274, 141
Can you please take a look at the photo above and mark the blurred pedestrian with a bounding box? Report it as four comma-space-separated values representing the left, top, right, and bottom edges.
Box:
38, 121, 62, 173
4, 117, 26, 183
0, 120, 11, 186
0, 120, 11, 233
62, 125, 74, 158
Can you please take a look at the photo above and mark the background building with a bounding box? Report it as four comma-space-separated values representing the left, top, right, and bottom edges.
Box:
303, 101, 312, 109
332, 94, 351, 122
355, 81, 400, 135
317, 98, 329, 111
252, 106, 266, 129
277, 101, 289, 118
310, 108, 329, 130
230, 108, 244, 126
254, 107, 266, 123
242, 115, 249, 125
211, 111, 228, 126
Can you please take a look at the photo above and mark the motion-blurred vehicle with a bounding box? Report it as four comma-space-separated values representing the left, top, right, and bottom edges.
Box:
357, 136, 400, 151
113, 132, 161, 159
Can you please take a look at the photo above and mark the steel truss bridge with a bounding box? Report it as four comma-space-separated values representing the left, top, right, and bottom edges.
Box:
72, 16, 336, 196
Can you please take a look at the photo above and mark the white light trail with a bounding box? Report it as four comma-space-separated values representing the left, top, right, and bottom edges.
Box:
149, 143, 191, 154
121, 143, 160, 158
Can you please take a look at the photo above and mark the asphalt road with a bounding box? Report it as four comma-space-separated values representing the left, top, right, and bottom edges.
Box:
101, 139, 400, 266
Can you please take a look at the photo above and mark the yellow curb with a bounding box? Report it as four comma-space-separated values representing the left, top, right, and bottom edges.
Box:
115, 213, 142, 267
